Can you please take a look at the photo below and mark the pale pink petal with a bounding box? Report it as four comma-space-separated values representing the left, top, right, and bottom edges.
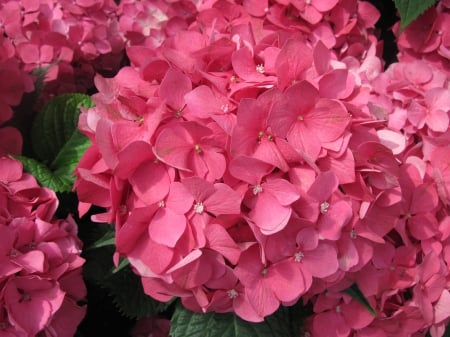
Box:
376, 129, 406, 155
434, 290, 450, 324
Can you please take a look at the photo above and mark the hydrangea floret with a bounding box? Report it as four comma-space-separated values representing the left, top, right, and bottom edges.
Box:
0, 156, 86, 336
72, 0, 450, 336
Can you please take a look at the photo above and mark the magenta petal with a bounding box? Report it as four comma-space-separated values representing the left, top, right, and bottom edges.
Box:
5, 278, 64, 335
308, 171, 339, 202
253, 140, 290, 172
154, 124, 194, 171
318, 200, 352, 240
270, 260, 306, 301
205, 224, 240, 265
275, 39, 313, 90
307, 99, 349, 142
166, 182, 194, 214
264, 179, 300, 206
128, 236, 174, 276
303, 243, 339, 278
115, 141, 153, 179
229, 156, 273, 185
201, 149, 226, 181
149, 208, 186, 248
319, 69, 353, 99
130, 161, 170, 205
250, 193, 291, 234
159, 68, 192, 110
205, 183, 242, 215
13, 251, 45, 273
408, 213, 438, 240
341, 300, 375, 329
245, 280, 280, 318
313, 41, 330, 75
95, 118, 118, 169
410, 183, 439, 214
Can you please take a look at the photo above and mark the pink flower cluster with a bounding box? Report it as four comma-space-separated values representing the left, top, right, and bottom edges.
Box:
73, 0, 450, 336
0, 0, 125, 98
0, 156, 86, 337
395, 0, 450, 75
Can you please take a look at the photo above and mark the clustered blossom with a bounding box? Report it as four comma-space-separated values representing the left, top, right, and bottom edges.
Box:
395, 0, 450, 75
66, 0, 450, 336
0, 0, 127, 157
0, 156, 86, 337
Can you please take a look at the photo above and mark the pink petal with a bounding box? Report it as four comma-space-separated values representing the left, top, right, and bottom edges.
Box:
205, 224, 240, 265
313, 40, 331, 75
269, 81, 318, 137
269, 259, 306, 301
243, 0, 268, 16
250, 193, 291, 234
307, 99, 350, 143
166, 182, 195, 214
303, 243, 339, 278
115, 141, 153, 179
205, 183, 242, 215
275, 39, 313, 90
341, 300, 375, 329
159, 68, 192, 110
229, 156, 273, 185
149, 208, 186, 247
319, 69, 354, 99
128, 236, 174, 276
318, 200, 352, 240
264, 178, 300, 206
308, 171, 339, 202
129, 161, 170, 206
154, 124, 195, 171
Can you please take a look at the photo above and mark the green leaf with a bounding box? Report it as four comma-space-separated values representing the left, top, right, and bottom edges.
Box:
112, 258, 130, 273
170, 303, 294, 337
31, 93, 93, 163
17, 94, 93, 192
16, 155, 74, 192
89, 227, 116, 250
344, 283, 377, 317
393, 0, 437, 29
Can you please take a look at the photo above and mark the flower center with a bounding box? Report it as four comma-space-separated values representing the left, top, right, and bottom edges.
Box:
320, 201, 330, 214
261, 268, 268, 277
349, 229, 357, 239
227, 289, 239, 299
256, 64, 265, 74
252, 184, 263, 195
158, 200, 165, 208
194, 202, 204, 214
297, 115, 304, 121
294, 252, 304, 262
335, 305, 341, 313
221, 104, 229, 112
194, 144, 202, 154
